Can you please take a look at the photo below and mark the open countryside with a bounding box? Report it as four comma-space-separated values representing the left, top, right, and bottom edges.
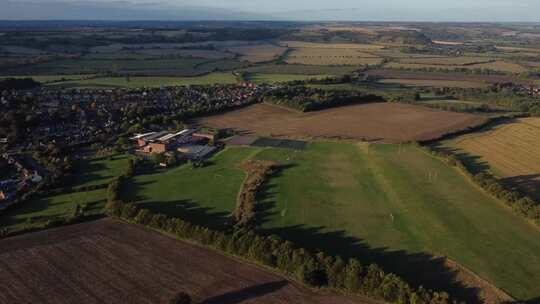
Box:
2, 16, 540, 304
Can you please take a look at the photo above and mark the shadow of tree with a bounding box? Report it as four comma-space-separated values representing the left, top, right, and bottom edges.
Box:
501, 174, 540, 200
199, 281, 289, 304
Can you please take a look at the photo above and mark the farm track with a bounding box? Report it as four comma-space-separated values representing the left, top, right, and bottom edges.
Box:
0, 219, 375, 304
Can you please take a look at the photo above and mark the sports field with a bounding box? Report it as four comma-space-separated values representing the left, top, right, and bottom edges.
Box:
0, 155, 130, 231
253, 142, 540, 301
445, 118, 540, 200
121, 148, 257, 229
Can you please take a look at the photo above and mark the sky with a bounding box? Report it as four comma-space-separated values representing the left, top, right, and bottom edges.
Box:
1, 0, 539, 22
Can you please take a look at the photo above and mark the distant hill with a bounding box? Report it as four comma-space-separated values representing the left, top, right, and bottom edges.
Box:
0, 1, 270, 21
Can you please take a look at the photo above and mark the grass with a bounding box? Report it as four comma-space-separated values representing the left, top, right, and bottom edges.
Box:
253, 142, 540, 300
5, 57, 246, 76
0, 155, 130, 231
0, 74, 96, 83
240, 64, 358, 76
52, 73, 238, 88
285, 47, 383, 66
121, 147, 258, 229
246, 73, 335, 84
378, 78, 487, 88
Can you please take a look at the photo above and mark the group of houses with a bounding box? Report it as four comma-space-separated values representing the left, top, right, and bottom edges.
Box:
131, 129, 218, 161
0, 153, 43, 210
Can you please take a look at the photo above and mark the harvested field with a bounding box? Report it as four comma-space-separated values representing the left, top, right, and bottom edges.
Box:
446, 118, 540, 200
379, 78, 487, 88
0, 219, 368, 304
225, 44, 287, 63
286, 47, 383, 65
199, 103, 487, 143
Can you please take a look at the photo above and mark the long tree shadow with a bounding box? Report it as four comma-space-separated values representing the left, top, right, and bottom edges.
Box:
254, 163, 297, 228
501, 173, 540, 200
261, 224, 482, 303
254, 163, 484, 303
137, 199, 232, 230
199, 281, 289, 304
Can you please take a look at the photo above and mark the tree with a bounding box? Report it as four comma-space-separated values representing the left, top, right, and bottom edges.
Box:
169, 292, 191, 304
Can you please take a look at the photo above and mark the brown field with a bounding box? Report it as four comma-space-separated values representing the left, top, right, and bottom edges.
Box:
385, 61, 527, 73
446, 118, 540, 199
0, 219, 370, 304
379, 78, 487, 88
225, 44, 287, 63
286, 47, 383, 66
199, 103, 486, 143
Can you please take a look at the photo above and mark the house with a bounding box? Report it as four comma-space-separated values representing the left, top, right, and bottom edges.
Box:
0, 190, 7, 201
193, 132, 216, 142
143, 142, 170, 154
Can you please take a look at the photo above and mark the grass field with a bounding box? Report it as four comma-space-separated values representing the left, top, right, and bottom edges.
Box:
385, 60, 527, 73
443, 118, 540, 200
378, 78, 487, 88
0, 74, 96, 83
240, 64, 358, 76
245, 73, 335, 83
253, 142, 540, 300
51, 73, 238, 88
121, 148, 257, 229
285, 47, 383, 66
225, 43, 287, 63
0, 155, 129, 231
281, 41, 384, 50
4, 57, 247, 76
397, 56, 495, 66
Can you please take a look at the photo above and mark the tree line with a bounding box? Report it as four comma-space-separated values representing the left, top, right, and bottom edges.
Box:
233, 160, 277, 228
104, 199, 456, 304
263, 85, 384, 112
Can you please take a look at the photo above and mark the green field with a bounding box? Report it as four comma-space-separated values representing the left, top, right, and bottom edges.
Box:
4, 57, 247, 76
52, 73, 238, 88
121, 147, 257, 229
115, 141, 540, 300
246, 73, 334, 83
253, 143, 540, 300
0, 74, 96, 83
0, 155, 129, 231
